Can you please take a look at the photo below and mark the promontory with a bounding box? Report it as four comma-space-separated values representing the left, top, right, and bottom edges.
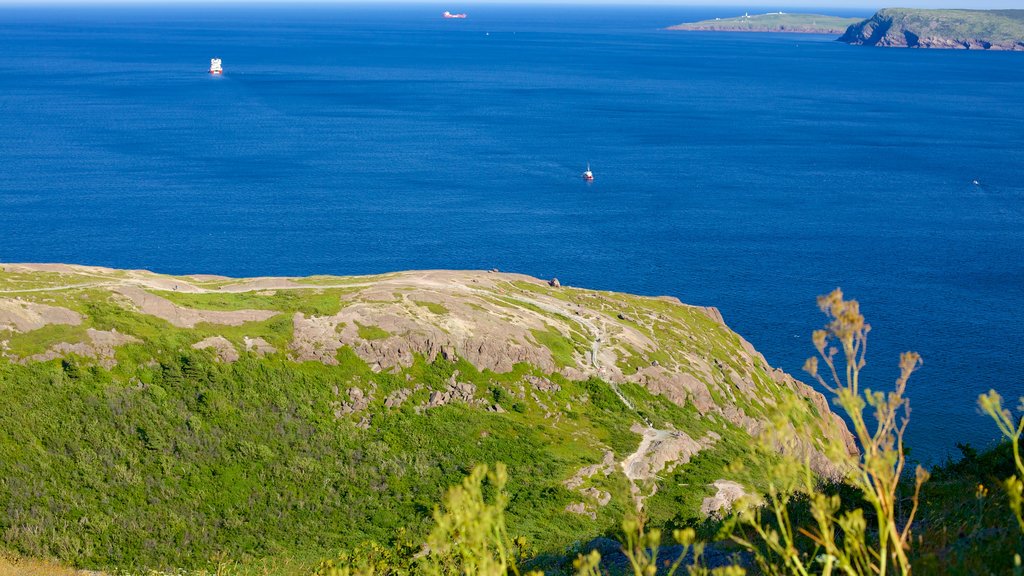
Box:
839, 8, 1024, 50
667, 12, 865, 35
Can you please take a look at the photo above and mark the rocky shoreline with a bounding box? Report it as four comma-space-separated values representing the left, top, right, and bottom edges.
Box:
839, 9, 1024, 50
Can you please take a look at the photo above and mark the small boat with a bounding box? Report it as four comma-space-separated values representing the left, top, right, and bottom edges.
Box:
443, 11, 467, 19
209, 58, 223, 75
582, 163, 594, 181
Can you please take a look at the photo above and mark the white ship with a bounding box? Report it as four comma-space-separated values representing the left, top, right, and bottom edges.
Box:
582, 162, 594, 181
209, 58, 223, 75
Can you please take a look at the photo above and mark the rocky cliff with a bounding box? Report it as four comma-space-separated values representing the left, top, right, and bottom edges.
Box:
0, 263, 856, 570
839, 8, 1024, 50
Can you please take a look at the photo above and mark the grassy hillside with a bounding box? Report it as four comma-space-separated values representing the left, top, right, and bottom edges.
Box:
0, 264, 851, 573
840, 9, 1024, 50
667, 12, 864, 34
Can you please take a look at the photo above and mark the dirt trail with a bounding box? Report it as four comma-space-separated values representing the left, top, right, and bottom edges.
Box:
621, 424, 705, 511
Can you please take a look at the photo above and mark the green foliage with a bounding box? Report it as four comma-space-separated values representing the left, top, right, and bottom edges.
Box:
669, 12, 863, 33
717, 289, 927, 576
153, 288, 352, 316
356, 322, 391, 340
2, 322, 91, 356
423, 463, 530, 576
870, 9, 1024, 44
911, 442, 1023, 574
412, 300, 449, 315
977, 390, 1024, 571
529, 328, 579, 369
0, 354, 578, 571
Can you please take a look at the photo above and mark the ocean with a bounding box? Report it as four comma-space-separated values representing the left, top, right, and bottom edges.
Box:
0, 3, 1021, 462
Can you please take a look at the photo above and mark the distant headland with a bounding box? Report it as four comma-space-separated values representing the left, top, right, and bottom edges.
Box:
669, 8, 1024, 51
666, 12, 865, 35
840, 9, 1024, 50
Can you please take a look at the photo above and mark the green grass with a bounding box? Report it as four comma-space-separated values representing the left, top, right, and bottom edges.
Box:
669, 12, 864, 32
0, 267, 849, 575
2, 323, 91, 356
529, 327, 579, 369
0, 351, 671, 573
412, 300, 449, 315
846, 9, 1024, 46
152, 288, 353, 316
356, 322, 391, 341
294, 274, 395, 287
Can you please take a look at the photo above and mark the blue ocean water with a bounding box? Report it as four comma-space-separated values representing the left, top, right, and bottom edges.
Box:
0, 4, 1022, 462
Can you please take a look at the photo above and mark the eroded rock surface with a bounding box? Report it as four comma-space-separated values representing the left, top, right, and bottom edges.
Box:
116, 286, 276, 328
0, 299, 82, 332
192, 336, 239, 363
700, 480, 749, 518
0, 264, 856, 486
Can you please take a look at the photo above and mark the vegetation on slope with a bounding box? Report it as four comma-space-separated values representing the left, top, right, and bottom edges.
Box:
3, 267, 1024, 575
1, 265, 843, 573
667, 13, 864, 35
311, 289, 1024, 576
840, 9, 1024, 50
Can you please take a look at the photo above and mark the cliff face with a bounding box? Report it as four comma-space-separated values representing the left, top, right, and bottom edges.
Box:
840, 9, 1024, 50
0, 263, 855, 569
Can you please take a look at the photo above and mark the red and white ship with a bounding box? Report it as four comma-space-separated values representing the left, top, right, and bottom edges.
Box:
582, 163, 594, 181
209, 58, 223, 75
442, 11, 467, 19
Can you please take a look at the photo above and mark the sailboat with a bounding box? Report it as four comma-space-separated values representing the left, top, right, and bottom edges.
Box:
582, 163, 594, 181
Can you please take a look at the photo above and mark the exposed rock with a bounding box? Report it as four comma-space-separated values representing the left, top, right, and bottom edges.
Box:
243, 336, 276, 356
581, 487, 612, 507
336, 387, 371, 416
0, 299, 82, 332
548, 278, 561, 288
524, 375, 561, 393
22, 329, 139, 368
418, 380, 479, 412
565, 502, 596, 520
115, 286, 276, 328
565, 450, 616, 490
700, 480, 749, 519
621, 425, 706, 482
384, 388, 414, 408
0, 265, 856, 487
636, 368, 715, 414
192, 336, 239, 363
840, 8, 1024, 51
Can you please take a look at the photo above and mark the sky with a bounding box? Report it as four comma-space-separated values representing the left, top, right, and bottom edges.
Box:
0, 0, 1020, 7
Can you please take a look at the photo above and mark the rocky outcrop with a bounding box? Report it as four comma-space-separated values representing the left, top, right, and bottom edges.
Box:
840, 9, 1024, 50
243, 336, 276, 356
0, 264, 856, 485
621, 424, 720, 510
116, 286, 276, 328
192, 336, 239, 363
0, 299, 82, 332
334, 387, 371, 417
22, 329, 139, 368
700, 480, 750, 518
